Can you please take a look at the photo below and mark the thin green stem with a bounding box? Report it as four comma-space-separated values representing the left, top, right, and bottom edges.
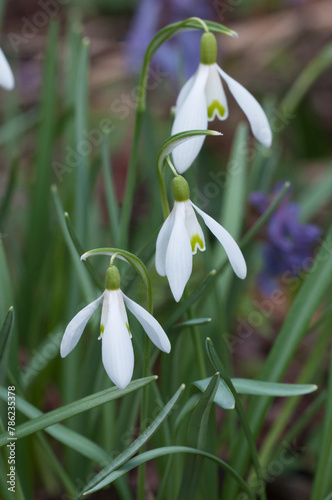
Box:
120, 19, 234, 247
166, 155, 179, 177
137, 336, 152, 500
188, 306, 207, 379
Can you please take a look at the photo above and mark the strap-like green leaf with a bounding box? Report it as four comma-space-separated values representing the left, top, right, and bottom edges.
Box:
195, 376, 317, 398
232, 378, 317, 396
0, 386, 110, 464
173, 318, 212, 329
82, 384, 185, 495
0, 307, 14, 384
0, 376, 156, 447
193, 377, 235, 410
81, 446, 255, 500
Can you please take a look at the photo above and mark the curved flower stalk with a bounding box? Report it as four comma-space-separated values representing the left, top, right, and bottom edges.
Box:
156, 176, 246, 301
171, 32, 272, 172
60, 265, 171, 389
0, 48, 14, 90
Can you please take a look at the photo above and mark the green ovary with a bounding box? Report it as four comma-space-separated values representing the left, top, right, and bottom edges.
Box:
191, 234, 204, 253
208, 100, 225, 119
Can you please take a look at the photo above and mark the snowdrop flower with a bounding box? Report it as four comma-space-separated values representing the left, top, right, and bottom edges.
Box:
60, 265, 171, 389
156, 176, 246, 301
0, 48, 14, 90
171, 32, 272, 173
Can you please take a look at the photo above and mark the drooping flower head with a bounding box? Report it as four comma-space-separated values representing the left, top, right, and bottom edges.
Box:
126, 0, 214, 78
156, 175, 246, 301
0, 48, 14, 90
172, 32, 272, 173
250, 185, 321, 294
60, 264, 171, 389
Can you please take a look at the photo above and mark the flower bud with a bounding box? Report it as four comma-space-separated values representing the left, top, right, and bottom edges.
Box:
200, 32, 217, 65
105, 265, 121, 290
172, 176, 190, 202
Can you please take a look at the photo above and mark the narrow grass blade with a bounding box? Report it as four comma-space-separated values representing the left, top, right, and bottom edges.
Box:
173, 318, 212, 329
81, 446, 255, 500
223, 222, 332, 499
0, 307, 14, 384
216, 123, 248, 296
193, 378, 235, 410
74, 37, 90, 243
0, 376, 156, 447
311, 344, 332, 500
0, 156, 18, 231
178, 373, 220, 500
0, 386, 111, 464
25, 21, 58, 294
51, 185, 94, 301
299, 166, 332, 222
64, 211, 103, 290
82, 384, 185, 495
232, 379, 317, 396
206, 338, 267, 500
101, 134, 120, 246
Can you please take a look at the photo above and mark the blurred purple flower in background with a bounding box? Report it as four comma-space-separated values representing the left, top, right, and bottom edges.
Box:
126, 0, 214, 78
250, 185, 321, 294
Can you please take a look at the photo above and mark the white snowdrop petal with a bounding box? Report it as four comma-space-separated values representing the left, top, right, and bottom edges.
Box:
217, 66, 272, 147
175, 71, 197, 111
155, 210, 174, 277
171, 64, 209, 173
165, 202, 193, 302
122, 292, 171, 353
191, 202, 247, 279
184, 201, 206, 255
102, 290, 134, 389
205, 64, 228, 121
0, 49, 14, 90
60, 293, 104, 358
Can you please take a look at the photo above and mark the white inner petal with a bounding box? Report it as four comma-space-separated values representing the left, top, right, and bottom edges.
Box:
205, 64, 228, 121
184, 201, 206, 255
165, 202, 193, 302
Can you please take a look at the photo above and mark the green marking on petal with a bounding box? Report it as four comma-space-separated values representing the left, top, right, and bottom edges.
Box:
98, 324, 104, 340
125, 323, 131, 337
191, 234, 204, 253
207, 100, 225, 119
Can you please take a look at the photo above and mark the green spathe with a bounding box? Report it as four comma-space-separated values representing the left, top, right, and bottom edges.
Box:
200, 32, 217, 65
172, 176, 190, 202
105, 265, 121, 291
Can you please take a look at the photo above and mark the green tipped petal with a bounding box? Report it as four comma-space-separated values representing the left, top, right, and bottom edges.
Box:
208, 100, 226, 119
191, 234, 205, 253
